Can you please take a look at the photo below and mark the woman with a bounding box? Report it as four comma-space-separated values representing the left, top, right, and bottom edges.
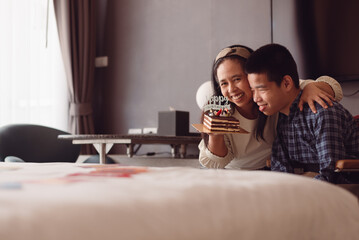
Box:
198, 45, 342, 170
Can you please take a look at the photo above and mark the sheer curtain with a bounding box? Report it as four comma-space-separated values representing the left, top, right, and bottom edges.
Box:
0, 0, 67, 131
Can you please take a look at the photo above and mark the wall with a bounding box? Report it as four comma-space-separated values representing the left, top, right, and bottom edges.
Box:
272, 0, 359, 115
94, 0, 272, 154
341, 82, 359, 116
94, 0, 359, 156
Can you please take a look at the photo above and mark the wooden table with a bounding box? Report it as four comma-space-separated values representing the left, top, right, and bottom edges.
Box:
58, 134, 202, 164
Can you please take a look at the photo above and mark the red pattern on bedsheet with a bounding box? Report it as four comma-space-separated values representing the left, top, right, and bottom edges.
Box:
70, 165, 148, 178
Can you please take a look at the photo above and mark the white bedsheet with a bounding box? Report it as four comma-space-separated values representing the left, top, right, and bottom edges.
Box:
0, 162, 358, 240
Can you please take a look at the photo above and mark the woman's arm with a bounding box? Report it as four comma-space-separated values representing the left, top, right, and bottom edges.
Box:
298, 76, 343, 113
207, 134, 227, 157
315, 76, 343, 101
198, 135, 233, 169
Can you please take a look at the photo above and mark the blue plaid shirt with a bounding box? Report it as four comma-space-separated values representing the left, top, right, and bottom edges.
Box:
271, 91, 359, 182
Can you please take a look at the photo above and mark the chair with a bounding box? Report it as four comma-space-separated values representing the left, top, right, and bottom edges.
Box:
82, 155, 116, 164
335, 115, 359, 173
0, 124, 81, 163
335, 160, 359, 172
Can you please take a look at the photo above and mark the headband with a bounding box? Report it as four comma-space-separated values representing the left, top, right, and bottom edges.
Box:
215, 46, 251, 62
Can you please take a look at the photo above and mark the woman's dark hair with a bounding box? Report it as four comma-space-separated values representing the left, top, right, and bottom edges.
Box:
255, 111, 268, 141
212, 45, 253, 101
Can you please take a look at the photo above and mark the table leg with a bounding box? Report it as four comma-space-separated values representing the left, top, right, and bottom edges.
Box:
126, 144, 134, 157
93, 143, 114, 164
170, 144, 185, 158
170, 144, 176, 158
99, 143, 106, 164
180, 144, 187, 158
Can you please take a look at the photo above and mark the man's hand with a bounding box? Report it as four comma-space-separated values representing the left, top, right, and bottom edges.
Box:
301, 171, 320, 178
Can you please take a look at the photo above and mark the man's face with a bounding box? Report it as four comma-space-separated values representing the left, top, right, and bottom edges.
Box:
247, 73, 288, 116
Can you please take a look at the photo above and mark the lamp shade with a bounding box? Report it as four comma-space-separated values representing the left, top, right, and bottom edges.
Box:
196, 81, 214, 109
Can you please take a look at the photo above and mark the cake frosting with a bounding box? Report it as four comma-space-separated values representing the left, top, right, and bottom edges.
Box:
203, 111, 241, 132
202, 95, 241, 132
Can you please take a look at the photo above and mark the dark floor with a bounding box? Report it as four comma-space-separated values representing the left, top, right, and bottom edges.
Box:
338, 184, 359, 199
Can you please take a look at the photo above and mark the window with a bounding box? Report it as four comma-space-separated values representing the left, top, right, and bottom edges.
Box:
0, 0, 68, 131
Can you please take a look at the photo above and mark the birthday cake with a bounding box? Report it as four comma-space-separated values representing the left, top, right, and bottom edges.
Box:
203, 109, 241, 132
201, 96, 241, 132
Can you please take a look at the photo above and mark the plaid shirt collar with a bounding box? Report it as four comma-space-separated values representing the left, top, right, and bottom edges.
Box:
280, 91, 303, 121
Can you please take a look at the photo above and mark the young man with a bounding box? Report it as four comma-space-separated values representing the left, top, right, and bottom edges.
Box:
245, 43, 359, 183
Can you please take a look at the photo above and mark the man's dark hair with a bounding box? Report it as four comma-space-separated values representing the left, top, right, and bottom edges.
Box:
245, 43, 299, 88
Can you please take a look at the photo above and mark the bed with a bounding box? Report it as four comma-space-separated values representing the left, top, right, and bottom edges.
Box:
0, 162, 358, 240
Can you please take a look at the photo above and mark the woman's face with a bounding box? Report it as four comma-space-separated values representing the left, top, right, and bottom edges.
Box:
216, 59, 253, 108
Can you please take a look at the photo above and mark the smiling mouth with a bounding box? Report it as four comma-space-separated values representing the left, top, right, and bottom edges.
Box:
231, 92, 244, 101
258, 104, 267, 112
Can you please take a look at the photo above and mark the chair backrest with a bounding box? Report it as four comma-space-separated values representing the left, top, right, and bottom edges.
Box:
354, 115, 359, 125
0, 124, 81, 163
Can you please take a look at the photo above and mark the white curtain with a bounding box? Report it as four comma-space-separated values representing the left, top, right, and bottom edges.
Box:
0, 0, 67, 131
